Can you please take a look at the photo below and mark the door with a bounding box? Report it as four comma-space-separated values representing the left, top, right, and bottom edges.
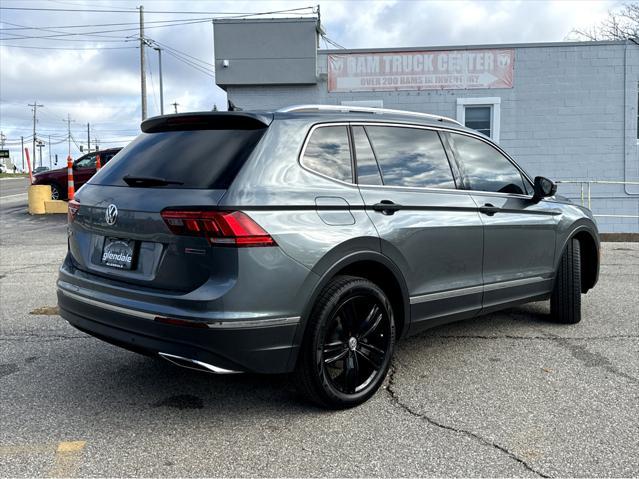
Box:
353, 124, 484, 330
73, 153, 97, 188
445, 132, 560, 310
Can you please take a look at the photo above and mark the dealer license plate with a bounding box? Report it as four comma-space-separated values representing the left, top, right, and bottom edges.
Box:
101, 237, 135, 270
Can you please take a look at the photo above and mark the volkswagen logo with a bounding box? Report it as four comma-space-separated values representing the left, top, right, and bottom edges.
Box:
105, 204, 118, 226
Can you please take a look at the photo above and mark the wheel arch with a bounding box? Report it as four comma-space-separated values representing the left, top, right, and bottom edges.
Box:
287, 250, 411, 371
558, 223, 600, 293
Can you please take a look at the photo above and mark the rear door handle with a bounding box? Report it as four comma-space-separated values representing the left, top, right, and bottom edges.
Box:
479, 203, 500, 216
372, 200, 403, 215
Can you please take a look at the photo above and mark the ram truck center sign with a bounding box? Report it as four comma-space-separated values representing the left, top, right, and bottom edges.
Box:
328, 49, 514, 92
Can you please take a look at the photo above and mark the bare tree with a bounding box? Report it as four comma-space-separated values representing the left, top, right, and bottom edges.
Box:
568, 3, 639, 40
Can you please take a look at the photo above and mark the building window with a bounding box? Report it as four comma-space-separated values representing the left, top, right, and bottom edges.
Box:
464, 106, 492, 138
456, 97, 501, 143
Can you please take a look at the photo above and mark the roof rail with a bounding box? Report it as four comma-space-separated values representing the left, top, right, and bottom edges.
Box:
277, 104, 462, 126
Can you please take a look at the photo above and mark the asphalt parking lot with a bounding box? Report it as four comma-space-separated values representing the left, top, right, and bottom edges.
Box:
0, 181, 638, 477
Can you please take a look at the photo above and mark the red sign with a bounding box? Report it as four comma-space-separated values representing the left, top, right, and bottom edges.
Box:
328, 49, 514, 92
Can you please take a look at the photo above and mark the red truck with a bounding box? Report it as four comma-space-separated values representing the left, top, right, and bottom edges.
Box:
32, 148, 121, 200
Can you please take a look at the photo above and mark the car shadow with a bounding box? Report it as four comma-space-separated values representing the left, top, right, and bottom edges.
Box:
34, 301, 558, 417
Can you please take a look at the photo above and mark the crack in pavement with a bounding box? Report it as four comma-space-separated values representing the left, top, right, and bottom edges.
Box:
385, 364, 550, 478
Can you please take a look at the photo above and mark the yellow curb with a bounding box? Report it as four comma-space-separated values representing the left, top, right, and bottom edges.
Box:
45, 200, 68, 214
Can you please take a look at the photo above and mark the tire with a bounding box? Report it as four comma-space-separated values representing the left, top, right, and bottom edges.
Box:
50, 183, 62, 201
295, 275, 396, 409
550, 238, 582, 324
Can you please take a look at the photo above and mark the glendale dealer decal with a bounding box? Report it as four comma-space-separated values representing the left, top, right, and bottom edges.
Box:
327, 49, 514, 92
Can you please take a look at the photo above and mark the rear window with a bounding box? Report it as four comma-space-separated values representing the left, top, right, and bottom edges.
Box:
90, 129, 266, 189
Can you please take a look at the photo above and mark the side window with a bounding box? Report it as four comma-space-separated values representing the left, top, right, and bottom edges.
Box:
75, 154, 96, 168
302, 126, 352, 182
365, 126, 456, 189
352, 126, 382, 185
101, 152, 116, 164
449, 133, 526, 195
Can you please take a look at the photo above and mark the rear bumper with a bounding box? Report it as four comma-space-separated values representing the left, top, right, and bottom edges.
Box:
57, 286, 300, 374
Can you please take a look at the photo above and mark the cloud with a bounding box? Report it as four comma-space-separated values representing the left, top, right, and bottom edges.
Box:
0, 0, 618, 168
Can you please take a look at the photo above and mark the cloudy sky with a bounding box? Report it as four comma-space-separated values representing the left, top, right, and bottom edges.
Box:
0, 0, 620, 169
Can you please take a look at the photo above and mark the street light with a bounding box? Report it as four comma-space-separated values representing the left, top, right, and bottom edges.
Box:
153, 46, 164, 115
36, 139, 45, 168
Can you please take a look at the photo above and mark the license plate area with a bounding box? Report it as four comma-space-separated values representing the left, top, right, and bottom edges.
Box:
101, 237, 136, 270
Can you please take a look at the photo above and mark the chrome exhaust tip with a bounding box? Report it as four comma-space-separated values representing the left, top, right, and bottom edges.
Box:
158, 352, 241, 374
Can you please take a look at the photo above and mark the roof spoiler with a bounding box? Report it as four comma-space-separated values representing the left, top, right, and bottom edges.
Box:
141, 112, 273, 133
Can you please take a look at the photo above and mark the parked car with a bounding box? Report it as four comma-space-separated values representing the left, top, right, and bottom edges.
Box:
33, 166, 50, 174
32, 148, 122, 199
57, 106, 600, 408
0, 164, 7, 173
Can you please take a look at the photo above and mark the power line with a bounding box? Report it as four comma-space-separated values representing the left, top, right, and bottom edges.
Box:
151, 39, 215, 68
0, 6, 316, 16
0, 19, 214, 41
322, 34, 346, 49
0, 17, 219, 31
0, 44, 137, 50
161, 47, 215, 78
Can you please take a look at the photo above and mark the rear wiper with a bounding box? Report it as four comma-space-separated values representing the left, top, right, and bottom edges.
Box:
122, 175, 184, 187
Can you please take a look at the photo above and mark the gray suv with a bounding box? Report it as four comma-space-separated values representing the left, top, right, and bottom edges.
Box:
57, 105, 600, 408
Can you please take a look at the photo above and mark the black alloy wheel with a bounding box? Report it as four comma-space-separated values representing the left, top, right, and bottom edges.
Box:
295, 275, 395, 408
322, 295, 391, 395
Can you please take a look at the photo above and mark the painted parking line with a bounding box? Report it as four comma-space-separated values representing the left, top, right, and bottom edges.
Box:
48, 441, 87, 478
0, 441, 87, 477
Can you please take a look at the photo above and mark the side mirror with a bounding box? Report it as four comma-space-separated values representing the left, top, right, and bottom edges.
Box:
532, 176, 557, 202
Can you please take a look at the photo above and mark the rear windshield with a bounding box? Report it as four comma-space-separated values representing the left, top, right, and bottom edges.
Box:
90, 129, 266, 189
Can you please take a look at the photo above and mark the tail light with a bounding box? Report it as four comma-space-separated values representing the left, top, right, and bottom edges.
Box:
160, 210, 276, 247
68, 199, 80, 223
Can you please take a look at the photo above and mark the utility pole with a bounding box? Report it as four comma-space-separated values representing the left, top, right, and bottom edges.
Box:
21, 136, 24, 171
172, 102, 179, 114
139, 5, 147, 121
28, 101, 43, 169
0, 131, 5, 149
64, 113, 75, 157
48, 134, 52, 169
87, 123, 90, 153
153, 47, 164, 115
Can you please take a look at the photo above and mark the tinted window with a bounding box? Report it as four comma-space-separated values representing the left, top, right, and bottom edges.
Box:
365, 126, 455, 189
449, 133, 526, 195
353, 126, 382, 185
91, 129, 265, 189
101, 151, 118, 164
302, 126, 352, 182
